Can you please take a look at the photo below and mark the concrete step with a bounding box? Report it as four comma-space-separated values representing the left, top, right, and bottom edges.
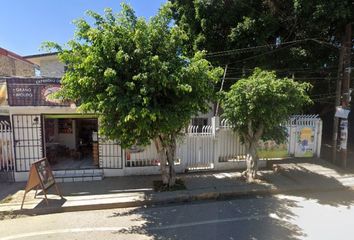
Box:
53, 169, 103, 183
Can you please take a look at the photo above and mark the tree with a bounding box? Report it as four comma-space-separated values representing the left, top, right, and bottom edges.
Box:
172, 0, 353, 149
172, 0, 352, 94
44, 3, 223, 187
221, 68, 312, 181
171, 0, 352, 67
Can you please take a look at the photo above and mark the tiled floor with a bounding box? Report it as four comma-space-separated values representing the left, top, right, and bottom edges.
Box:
52, 156, 98, 170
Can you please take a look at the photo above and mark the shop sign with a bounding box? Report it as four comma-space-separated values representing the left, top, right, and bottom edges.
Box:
6, 78, 70, 106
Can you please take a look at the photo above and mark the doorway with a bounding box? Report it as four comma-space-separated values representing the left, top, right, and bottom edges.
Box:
43, 115, 99, 170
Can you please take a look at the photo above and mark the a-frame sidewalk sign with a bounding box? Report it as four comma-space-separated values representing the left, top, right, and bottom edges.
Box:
21, 158, 62, 209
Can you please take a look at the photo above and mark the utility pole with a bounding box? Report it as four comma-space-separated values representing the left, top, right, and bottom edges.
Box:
215, 64, 228, 116
332, 23, 352, 167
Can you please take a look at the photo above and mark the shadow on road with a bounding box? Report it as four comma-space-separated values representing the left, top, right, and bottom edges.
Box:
55, 176, 157, 197
264, 164, 354, 207
108, 194, 306, 239
0, 182, 24, 203
107, 161, 354, 240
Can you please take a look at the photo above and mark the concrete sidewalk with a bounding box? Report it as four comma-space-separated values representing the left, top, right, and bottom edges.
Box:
1, 159, 354, 216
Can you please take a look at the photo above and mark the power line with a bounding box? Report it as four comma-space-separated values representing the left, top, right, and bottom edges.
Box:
226, 42, 299, 65
205, 38, 338, 57
226, 66, 338, 71
223, 77, 337, 82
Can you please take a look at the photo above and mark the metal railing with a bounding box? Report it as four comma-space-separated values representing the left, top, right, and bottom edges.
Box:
0, 121, 14, 171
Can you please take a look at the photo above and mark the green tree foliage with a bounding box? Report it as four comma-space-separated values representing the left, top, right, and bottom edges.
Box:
172, 0, 352, 65
221, 68, 312, 181
44, 3, 223, 187
172, 0, 352, 100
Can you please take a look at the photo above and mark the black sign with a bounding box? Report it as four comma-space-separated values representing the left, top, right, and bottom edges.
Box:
21, 158, 62, 209
6, 78, 70, 106
35, 158, 55, 189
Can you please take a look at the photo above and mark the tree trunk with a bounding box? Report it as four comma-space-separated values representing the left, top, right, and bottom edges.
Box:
245, 140, 259, 182
154, 136, 169, 185
242, 122, 263, 182
153, 134, 177, 187
166, 138, 177, 187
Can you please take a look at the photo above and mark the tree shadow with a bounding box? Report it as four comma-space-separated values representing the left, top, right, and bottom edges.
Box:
320, 143, 354, 170
106, 161, 354, 239
261, 163, 354, 207
108, 195, 306, 239
56, 176, 158, 197
0, 182, 24, 202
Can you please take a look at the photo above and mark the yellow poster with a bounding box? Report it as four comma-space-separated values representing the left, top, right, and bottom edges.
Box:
0, 82, 7, 106
295, 127, 314, 157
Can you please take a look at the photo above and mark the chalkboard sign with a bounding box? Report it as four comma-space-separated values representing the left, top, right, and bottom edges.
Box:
35, 158, 55, 189
21, 158, 61, 209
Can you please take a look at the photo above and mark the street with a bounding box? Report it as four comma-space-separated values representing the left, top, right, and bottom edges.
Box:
1, 189, 354, 240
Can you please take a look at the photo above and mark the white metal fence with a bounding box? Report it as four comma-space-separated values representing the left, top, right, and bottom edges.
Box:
0, 121, 14, 172
8, 115, 322, 177
218, 128, 246, 162
124, 115, 322, 170
125, 140, 159, 167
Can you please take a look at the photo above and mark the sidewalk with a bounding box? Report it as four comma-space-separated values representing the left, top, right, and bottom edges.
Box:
1, 159, 354, 216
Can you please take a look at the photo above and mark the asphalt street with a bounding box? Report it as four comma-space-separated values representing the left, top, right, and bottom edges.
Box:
1, 189, 354, 240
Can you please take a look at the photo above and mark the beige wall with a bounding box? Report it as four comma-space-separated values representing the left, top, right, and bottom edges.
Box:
0, 55, 35, 77
39, 59, 65, 78
25, 54, 65, 78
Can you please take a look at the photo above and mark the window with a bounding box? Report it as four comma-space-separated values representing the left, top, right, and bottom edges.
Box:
191, 118, 208, 133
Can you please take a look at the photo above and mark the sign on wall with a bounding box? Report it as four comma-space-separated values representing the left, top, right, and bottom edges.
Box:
294, 126, 315, 157
6, 78, 70, 106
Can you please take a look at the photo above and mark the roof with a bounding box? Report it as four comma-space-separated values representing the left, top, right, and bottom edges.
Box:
24, 52, 58, 58
0, 47, 35, 65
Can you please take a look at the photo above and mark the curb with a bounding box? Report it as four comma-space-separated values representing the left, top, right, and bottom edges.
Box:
1, 185, 352, 217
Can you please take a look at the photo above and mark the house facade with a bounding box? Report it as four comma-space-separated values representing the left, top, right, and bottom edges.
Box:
0, 47, 36, 77
25, 52, 65, 78
1, 53, 225, 182
0, 52, 322, 183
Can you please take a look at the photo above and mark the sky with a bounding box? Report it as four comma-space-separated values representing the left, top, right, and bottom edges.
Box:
0, 0, 166, 56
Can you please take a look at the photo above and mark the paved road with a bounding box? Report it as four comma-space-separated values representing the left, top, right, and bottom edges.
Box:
1, 189, 354, 240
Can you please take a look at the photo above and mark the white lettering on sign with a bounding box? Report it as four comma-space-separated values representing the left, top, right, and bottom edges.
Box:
13, 92, 33, 97
12, 88, 33, 97
15, 88, 32, 92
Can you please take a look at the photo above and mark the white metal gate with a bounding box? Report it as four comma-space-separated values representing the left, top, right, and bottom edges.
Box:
0, 121, 14, 172
98, 137, 123, 169
12, 114, 44, 172
180, 126, 215, 170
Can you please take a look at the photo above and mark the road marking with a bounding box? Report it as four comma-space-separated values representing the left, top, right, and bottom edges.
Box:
1, 214, 280, 239
0, 227, 128, 240
149, 214, 269, 230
